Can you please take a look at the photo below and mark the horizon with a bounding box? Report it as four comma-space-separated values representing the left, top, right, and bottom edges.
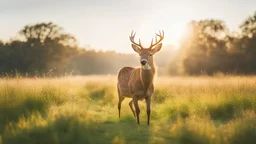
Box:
1, 0, 255, 53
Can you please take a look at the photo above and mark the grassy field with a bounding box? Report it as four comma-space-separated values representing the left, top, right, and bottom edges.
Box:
0, 75, 255, 144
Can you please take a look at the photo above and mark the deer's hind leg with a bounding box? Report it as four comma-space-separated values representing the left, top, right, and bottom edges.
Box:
117, 87, 125, 118
129, 99, 136, 117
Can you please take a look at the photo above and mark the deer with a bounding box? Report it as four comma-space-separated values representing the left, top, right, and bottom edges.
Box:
117, 30, 164, 125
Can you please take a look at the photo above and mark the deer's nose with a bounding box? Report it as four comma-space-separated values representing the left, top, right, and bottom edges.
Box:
141, 59, 147, 66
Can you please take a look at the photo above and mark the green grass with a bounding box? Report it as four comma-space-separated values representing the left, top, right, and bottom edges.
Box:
0, 75, 255, 144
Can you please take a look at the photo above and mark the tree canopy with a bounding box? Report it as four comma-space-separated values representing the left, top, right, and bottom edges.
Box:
0, 22, 78, 76
171, 11, 256, 75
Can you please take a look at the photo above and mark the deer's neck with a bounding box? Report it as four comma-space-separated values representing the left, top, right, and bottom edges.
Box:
140, 58, 156, 91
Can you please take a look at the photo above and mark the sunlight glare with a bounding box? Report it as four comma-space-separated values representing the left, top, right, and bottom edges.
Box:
134, 21, 188, 49
169, 22, 188, 49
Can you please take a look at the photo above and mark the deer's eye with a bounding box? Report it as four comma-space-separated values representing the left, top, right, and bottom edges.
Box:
149, 54, 152, 56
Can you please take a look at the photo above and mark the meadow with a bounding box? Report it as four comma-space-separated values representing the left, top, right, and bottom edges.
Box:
0, 75, 255, 144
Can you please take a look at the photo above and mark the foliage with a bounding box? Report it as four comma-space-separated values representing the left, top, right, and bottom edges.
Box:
175, 11, 256, 75
0, 22, 78, 77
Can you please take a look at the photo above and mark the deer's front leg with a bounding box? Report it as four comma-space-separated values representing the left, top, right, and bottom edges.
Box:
146, 96, 151, 125
133, 97, 140, 125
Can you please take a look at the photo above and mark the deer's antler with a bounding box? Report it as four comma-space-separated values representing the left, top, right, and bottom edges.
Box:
149, 30, 164, 49
130, 31, 143, 49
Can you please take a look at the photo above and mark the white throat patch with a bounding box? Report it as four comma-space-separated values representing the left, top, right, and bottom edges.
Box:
141, 64, 151, 70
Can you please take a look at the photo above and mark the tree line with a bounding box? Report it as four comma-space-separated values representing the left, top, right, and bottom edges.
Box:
171, 11, 256, 75
0, 11, 256, 76
0, 22, 140, 77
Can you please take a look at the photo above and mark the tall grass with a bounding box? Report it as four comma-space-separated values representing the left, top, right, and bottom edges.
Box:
0, 75, 255, 144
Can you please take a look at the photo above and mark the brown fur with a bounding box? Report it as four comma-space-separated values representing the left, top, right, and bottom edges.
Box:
117, 30, 164, 125
117, 54, 157, 125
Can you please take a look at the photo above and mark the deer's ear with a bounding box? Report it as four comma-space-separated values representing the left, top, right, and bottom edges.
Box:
151, 43, 162, 54
131, 44, 141, 53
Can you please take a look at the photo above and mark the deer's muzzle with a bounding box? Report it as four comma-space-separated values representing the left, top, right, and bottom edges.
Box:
141, 59, 147, 66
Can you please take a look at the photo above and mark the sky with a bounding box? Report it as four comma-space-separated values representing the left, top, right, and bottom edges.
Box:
0, 0, 255, 53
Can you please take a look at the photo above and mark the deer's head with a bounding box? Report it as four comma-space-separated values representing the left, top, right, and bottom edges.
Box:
129, 30, 164, 69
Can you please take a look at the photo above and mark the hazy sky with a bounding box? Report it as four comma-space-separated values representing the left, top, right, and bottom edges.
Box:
0, 0, 255, 53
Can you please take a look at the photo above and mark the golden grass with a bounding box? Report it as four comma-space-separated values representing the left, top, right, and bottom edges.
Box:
0, 75, 255, 144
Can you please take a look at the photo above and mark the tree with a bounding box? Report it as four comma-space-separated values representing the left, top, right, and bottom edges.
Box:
238, 11, 256, 74
179, 20, 230, 75
0, 22, 78, 76
225, 11, 256, 74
